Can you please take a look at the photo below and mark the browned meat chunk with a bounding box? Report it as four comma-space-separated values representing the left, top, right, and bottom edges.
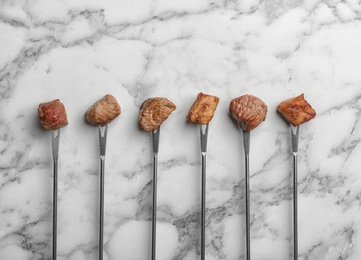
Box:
229, 94, 268, 131
38, 99, 68, 130
277, 94, 316, 126
85, 94, 121, 126
187, 92, 220, 124
139, 97, 176, 131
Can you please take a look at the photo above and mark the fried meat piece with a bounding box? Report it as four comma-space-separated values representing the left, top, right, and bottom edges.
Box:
229, 94, 268, 131
38, 99, 68, 130
85, 94, 121, 126
277, 94, 316, 126
139, 97, 176, 131
187, 92, 220, 124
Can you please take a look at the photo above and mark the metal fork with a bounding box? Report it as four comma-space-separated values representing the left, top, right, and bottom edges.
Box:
98, 124, 108, 260
291, 125, 299, 260
51, 128, 60, 260
151, 127, 160, 260
242, 130, 251, 260
199, 124, 209, 260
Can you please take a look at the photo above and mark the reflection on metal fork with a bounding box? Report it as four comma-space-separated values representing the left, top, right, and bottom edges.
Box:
242, 130, 251, 260
51, 128, 60, 260
291, 125, 299, 260
151, 127, 160, 260
98, 124, 108, 260
200, 124, 208, 260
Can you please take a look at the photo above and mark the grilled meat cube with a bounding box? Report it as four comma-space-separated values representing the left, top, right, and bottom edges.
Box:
277, 94, 316, 126
38, 99, 68, 130
85, 94, 121, 126
187, 92, 220, 124
229, 94, 267, 131
139, 97, 176, 131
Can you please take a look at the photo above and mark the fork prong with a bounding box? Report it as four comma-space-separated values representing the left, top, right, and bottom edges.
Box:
200, 124, 208, 154
98, 124, 108, 158
291, 125, 299, 154
52, 128, 60, 160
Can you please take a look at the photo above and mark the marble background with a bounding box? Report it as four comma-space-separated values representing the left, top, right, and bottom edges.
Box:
1, 0, 361, 259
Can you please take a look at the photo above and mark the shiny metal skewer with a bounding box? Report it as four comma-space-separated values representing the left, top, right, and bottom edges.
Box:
98, 124, 108, 260
51, 128, 60, 260
200, 124, 208, 260
291, 125, 299, 260
242, 130, 251, 260
151, 127, 160, 260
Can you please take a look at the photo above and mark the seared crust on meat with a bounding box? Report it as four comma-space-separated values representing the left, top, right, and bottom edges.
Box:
229, 94, 268, 131
139, 97, 176, 131
187, 92, 220, 124
85, 94, 121, 126
38, 99, 68, 130
277, 94, 316, 126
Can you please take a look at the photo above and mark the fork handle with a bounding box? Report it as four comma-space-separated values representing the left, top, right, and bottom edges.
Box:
99, 156, 105, 260
52, 158, 58, 260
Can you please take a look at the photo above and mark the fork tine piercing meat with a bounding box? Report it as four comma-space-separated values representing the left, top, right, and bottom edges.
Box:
38, 99, 68, 130
187, 92, 220, 124
85, 94, 121, 126
277, 94, 316, 126
139, 97, 176, 131
229, 94, 268, 131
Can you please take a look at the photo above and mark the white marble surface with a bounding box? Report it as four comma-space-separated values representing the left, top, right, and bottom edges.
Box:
1, 0, 361, 259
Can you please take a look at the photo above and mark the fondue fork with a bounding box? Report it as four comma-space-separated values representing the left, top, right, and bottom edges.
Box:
242, 130, 251, 260
291, 125, 299, 260
98, 124, 108, 260
51, 129, 60, 260
151, 127, 160, 260
199, 124, 209, 260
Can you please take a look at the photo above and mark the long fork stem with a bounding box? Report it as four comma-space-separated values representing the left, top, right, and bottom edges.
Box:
99, 156, 105, 260
52, 158, 58, 260
51, 129, 60, 260
152, 153, 158, 260
151, 128, 160, 260
200, 124, 208, 260
98, 125, 108, 260
243, 130, 251, 260
201, 153, 206, 260
293, 153, 298, 260
291, 125, 299, 260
